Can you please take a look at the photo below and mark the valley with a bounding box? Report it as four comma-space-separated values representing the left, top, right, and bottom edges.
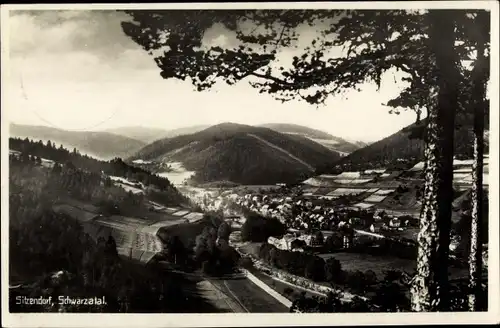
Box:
8, 118, 490, 313
5, 7, 493, 319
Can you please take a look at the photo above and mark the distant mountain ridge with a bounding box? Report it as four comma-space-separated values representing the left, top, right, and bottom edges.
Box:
260, 123, 366, 154
129, 122, 341, 185
161, 125, 211, 139
105, 125, 210, 143
104, 126, 170, 144
10, 123, 146, 161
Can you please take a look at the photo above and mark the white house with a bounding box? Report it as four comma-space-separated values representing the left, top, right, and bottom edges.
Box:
268, 236, 288, 250
268, 234, 296, 251
297, 234, 313, 246
389, 218, 401, 228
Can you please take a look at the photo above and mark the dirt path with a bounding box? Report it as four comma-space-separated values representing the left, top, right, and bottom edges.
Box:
247, 133, 314, 171
196, 280, 246, 313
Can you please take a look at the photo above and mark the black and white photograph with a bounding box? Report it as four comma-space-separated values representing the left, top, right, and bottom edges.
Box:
1, 2, 499, 326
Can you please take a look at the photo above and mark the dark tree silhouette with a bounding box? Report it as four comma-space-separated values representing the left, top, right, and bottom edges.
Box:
120, 9, 489, 311
459, 11, 490, 311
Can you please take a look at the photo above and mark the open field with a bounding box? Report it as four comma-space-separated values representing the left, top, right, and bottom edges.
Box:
53, 204, 101, 222
52, 198, 212, 262
318, 252, 468, 279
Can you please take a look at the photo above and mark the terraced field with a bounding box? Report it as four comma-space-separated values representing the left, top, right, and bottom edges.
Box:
52, 199, 207, 264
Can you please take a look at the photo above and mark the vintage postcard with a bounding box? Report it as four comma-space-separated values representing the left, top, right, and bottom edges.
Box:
1, 1, 499, 327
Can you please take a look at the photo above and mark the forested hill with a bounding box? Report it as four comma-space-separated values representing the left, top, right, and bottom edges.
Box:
9, 137, 187, 206
129, 122, 342, 185
10, 123, 146, 160
327, 120, 490, 173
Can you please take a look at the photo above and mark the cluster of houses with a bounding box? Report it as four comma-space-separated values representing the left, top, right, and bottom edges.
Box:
267, 231, 355, 252
179, 183, 424, 254
224, 191, 416, 234
268, 234, 311, 252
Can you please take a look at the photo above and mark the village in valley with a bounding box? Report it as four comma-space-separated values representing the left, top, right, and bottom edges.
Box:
9, 131, 490, 313
183, 153, 489, 280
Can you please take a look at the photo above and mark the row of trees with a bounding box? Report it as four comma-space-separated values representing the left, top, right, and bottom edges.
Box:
258, 243, 328, 282
157, 211, 241, 276
193, 221, 241, 275
10, 152, 151, 218
240, 210, 287, 242
290, 270, 412, 313
121, 8, 490, 311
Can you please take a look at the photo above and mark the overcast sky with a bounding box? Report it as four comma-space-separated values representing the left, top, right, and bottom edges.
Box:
6, 10, 418, 143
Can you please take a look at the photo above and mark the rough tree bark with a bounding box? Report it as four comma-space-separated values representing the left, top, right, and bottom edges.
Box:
411, 11, 459, 312
468, 39, 487, 311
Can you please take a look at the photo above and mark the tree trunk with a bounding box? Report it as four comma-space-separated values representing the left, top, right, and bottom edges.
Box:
468, 38, 487, 312
411, 11, 459, 312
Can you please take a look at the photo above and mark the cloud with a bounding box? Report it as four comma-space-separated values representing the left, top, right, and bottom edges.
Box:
6, 10, 417, 142
8, 10, 157, 84
9, 10, 137, 60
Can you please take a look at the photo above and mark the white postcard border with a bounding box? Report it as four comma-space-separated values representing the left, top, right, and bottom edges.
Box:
1, 1, 499, 327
